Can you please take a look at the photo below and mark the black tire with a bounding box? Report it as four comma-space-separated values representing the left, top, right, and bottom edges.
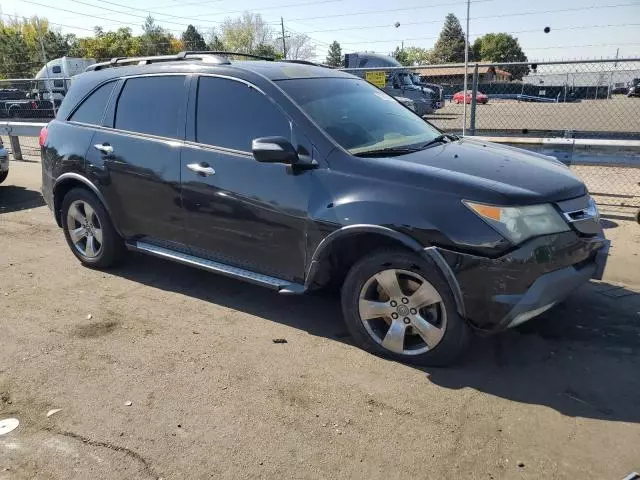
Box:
341, 249, 471, 366
0, 170, 7, 184
60, 187, 126, 269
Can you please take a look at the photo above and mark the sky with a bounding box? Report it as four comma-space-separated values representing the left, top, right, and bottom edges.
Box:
0, 0, 639, 61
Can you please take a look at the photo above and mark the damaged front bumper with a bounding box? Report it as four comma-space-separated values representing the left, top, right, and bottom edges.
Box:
434, 232, 609, 332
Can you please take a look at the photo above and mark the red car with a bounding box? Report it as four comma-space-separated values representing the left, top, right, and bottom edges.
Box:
452, 90, 488, 104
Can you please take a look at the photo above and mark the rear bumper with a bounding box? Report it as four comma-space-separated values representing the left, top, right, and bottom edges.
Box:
436, 232, 609, 332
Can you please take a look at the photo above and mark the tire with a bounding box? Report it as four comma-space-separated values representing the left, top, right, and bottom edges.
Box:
0, 170, 7, 184
60, 187, 126, 269
341, 249, 471, 366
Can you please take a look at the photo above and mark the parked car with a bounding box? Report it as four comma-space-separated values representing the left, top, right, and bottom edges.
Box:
342, 53, 435, 115
452, 90, 488, 104
627, 78, 640, 97
0, 138, 9, 184
40, 52, 609, 366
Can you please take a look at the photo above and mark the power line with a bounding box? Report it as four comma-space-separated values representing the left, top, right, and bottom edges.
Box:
66, 0, 199, 28
286, 0, 497, 22
285, 0, 638, 23
332, 23, 640, 46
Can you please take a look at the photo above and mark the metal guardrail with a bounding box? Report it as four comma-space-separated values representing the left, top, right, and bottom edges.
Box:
0, 121, 47, 161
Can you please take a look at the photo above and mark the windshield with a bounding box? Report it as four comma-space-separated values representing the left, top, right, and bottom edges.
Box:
277, 77, 440, 154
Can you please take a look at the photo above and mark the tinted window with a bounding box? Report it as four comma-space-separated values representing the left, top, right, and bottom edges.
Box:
115, 76, 185, 138
52, 65, 62, 74
69, 81, 116, 125
53, 79, 64, 88
196, 77, 290, 151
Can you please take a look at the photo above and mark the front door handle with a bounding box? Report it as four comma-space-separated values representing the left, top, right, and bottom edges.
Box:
187, 162, 216, 176
94, 143, 113, 154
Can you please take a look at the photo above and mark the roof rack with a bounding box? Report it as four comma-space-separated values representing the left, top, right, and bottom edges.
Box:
281, 59, 334, 69
86, 51, 273, 72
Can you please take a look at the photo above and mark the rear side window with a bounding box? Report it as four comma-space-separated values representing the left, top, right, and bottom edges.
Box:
52, 66, 62, 74
69, 81, 116, 125
196, 77, 290, 151
115, 76, 185, 138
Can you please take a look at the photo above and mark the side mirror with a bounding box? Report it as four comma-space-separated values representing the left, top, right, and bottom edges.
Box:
252, 136, 299, 164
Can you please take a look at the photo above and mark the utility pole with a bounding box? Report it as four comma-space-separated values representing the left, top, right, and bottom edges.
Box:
280, 17, 287, 59
462, 0, 470, 136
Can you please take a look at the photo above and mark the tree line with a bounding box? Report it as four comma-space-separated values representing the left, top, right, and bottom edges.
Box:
0, 12, 314, 78
326, 13, 530, 80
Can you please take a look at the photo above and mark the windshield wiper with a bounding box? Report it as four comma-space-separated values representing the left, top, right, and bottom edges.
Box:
419, 133, 459, 149
353, 146, 422, 157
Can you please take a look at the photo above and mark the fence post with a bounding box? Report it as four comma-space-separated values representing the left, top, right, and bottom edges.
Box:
469, 63, 479, 136
9, 135, 23, 161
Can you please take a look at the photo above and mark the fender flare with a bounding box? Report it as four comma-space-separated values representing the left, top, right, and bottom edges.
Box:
305, 224, 465, 317
53, 173, 122, 236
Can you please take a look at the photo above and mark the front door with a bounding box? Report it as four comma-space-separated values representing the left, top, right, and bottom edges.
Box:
86, 75, 189, 243
180, 75, 311, 282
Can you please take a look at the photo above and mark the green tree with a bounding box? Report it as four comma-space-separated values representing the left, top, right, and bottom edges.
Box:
0, 28, 32, 78
393, 46, 409, 66
220, 12, 273, 54
207, 29, 225, 51
404, 46, 430, 66
254, 43, 282, 59
140, 15, 177, 55
325, 40, 342, 67
181, 24, 207, 51
69, 27, 143, 60
472, 33, 529, 80
430, 13, 469, 63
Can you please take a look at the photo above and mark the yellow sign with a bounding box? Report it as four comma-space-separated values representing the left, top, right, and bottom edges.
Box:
365, 71, 386, 89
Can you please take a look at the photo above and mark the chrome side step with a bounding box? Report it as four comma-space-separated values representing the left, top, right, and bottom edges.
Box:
132, 241, 305, 294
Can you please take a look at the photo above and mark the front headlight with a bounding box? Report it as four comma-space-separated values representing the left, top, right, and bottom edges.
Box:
463, 201, 569, 244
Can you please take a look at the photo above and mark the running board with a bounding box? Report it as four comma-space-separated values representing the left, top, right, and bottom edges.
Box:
131, 241, 305, 294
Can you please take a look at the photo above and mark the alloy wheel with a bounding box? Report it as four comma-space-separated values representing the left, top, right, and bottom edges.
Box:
358, 268, 447, 355
66, 200, 103, 258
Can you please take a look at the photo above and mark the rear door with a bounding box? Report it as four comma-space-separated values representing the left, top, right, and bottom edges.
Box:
180, 75, 311, 282
85, 74, 189, 244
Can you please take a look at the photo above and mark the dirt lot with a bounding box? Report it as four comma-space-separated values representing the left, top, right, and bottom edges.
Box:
1, 160, 640, 480
428, 96, 640, 136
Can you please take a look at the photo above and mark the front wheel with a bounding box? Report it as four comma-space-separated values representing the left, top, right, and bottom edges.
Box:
61, 188, 126, 269
341, 249, 471, 366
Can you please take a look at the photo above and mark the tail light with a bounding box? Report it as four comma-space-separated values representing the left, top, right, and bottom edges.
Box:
31, 101, 38, 109
39, 126, 48, 147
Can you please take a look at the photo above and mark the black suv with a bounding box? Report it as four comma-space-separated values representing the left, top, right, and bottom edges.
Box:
40, 52, 609, 366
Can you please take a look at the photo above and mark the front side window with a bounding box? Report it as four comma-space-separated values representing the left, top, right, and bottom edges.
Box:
115, 76, 185, 138
277, 77, 440, 154
69, 81, 116, 125
196, 76, 290, 151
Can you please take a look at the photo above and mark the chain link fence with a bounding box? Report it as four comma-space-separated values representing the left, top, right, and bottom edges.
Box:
1, 57, 639, 211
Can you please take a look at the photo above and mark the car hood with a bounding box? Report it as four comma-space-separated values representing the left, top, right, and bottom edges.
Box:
394, 138, 586, 204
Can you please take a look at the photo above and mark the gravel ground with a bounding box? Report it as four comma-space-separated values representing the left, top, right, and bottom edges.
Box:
1, 161, 640, 480
428, 96, 640, 135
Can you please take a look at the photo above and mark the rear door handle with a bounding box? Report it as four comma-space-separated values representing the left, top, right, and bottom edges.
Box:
94, 143, 113, 154
187, 162, 216, 176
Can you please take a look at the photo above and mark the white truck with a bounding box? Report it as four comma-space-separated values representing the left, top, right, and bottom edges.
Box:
34, 57, 96, 101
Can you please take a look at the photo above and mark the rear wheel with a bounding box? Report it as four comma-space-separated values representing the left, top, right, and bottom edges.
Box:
61, 188, 126, 268
341, 249, 471, 366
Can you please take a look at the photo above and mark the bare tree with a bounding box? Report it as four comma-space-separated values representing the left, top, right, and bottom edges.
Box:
286, 33, 315, 60
220, 12, 274, 54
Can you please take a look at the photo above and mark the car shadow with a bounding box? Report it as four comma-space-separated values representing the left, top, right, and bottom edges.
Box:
0, 185, 45, 214
111, 254, 640, 424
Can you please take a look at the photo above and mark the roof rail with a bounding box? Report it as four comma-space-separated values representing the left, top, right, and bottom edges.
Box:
86, 52, 233, 72
185, 51, 274, 61
281, 59, 334, 69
